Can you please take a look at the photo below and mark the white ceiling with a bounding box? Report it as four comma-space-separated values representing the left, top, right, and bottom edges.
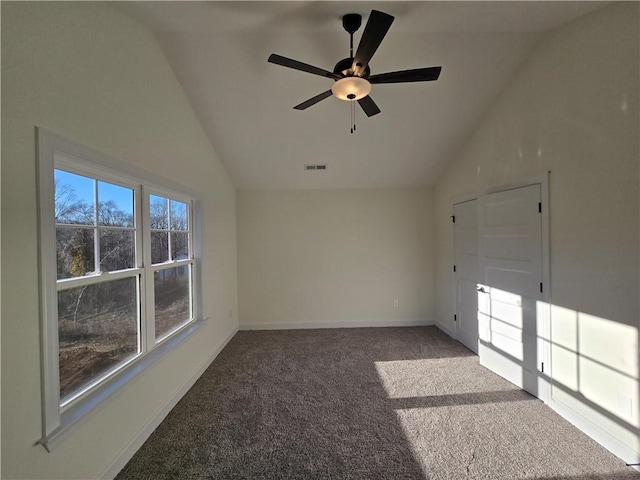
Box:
118, 1, 607, 190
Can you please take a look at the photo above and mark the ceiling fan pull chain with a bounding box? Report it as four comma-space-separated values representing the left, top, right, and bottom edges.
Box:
353, 101, 357, 132
350, 101, 356, 134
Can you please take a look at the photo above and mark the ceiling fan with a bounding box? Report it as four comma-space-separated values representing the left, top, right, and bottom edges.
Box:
268, 10, 441, 121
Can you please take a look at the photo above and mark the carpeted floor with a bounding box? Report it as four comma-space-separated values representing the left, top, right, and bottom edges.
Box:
116, 327, 640, 479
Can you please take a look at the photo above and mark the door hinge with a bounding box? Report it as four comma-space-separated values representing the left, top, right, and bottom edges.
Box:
538, 202, 542, 213
453, 265, 456, 272
540, 282, 543, 293
451, 215, 456, 223
454, 314, 457, 322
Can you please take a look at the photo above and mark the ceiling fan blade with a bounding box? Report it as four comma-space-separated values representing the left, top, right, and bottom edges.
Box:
352, 10, 394, 76
293, 90, 333, 110
268, 54, 341, 80
357, 95, 381, 117
369, 66, 442, 84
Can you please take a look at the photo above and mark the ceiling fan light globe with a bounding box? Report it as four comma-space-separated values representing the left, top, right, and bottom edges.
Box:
331, 77, 371, 101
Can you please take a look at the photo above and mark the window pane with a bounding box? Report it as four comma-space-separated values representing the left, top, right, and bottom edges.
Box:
54, 169, 94, 225
171, 232, 189, 260
170, 200, 188, 231
100, 229, 134, 272
151, 231, 169, 264
57, 277, 139, 402
150, 195, 168, 229
56, 227, 95, 279
98, 181, 134, 228
154, 266, 191, 340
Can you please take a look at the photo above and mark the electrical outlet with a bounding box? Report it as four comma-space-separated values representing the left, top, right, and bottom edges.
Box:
393, 300, 399, 308
618, 393, 633, 418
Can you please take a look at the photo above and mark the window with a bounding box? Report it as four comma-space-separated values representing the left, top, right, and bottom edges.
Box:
55, 170, 140, 404
38, 129, 202, 448
148, 194, 193, 340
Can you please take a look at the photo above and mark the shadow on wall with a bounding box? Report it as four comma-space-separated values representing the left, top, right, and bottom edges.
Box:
474, 284, 639, 460
548, 301, 640, 456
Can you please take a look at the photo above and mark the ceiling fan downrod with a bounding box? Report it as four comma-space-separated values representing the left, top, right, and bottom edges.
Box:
342, 13, 362, 60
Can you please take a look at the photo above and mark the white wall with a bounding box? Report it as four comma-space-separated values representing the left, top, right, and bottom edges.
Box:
1, 3, 237, 479
238, 189, 434, 328
434, 3, 639, 460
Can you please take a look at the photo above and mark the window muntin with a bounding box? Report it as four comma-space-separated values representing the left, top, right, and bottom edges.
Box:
55, 170, 137, 279
149, 195, 190, 264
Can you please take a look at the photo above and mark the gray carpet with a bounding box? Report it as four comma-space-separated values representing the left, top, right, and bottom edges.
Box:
116, 327, 639, 479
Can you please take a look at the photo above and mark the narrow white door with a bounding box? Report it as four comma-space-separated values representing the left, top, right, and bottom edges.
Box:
453, 200, 479, 354
478, 184, 543, 396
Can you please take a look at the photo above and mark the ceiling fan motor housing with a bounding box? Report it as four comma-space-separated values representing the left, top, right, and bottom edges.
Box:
333, 57, 370, 78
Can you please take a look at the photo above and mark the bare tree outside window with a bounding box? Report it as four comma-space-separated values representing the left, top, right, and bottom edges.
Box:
149, 194, 192, 339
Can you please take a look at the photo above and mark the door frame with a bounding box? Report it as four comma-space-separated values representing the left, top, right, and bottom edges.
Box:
451, 197, 478, 349
451, 172, 551, 403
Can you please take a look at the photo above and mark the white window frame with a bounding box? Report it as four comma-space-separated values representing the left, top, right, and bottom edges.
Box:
37, 128, 205, 450
144, 188, 195, 344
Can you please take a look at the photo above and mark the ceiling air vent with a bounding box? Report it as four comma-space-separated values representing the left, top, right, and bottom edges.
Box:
305, 164, 327, 171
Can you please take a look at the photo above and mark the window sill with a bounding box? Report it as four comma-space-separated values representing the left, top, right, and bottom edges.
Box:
39, 317, 208, 452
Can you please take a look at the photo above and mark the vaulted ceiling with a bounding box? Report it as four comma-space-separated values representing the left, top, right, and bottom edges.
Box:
118, 1, 607, 190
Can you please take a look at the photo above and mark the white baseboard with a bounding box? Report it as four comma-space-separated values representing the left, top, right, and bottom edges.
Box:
434, 320, 455, 338
100, 327, 238, 480
550, 397, 640, 466
239, 318, 434, 330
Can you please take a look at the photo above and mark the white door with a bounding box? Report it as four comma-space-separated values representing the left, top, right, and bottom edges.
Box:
453, 200, 479, 354
477, 184, 543, 397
